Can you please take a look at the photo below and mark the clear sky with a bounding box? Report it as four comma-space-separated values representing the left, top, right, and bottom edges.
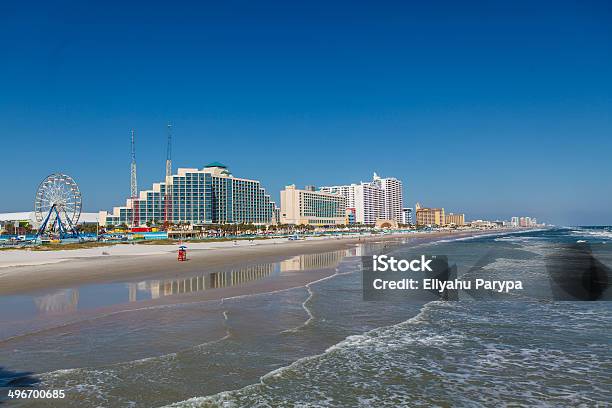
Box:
1, 0, 610, 225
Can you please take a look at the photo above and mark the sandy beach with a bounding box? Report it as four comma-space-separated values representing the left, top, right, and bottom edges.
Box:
0, 230, 491, 296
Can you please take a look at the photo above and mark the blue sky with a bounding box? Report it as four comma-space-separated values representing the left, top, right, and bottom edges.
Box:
1, 0, 610, 225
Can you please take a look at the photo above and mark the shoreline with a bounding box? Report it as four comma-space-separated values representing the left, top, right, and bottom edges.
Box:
0, 230, 521, 296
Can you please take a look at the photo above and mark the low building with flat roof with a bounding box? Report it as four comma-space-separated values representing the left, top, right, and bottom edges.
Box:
0, 212, 99, 226
445, 213, 465, 226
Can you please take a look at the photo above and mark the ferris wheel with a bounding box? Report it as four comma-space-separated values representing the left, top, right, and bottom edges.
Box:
34, 173, 82, 238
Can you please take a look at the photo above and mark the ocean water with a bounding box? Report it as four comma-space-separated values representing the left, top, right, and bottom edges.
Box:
1, 229, 611, 407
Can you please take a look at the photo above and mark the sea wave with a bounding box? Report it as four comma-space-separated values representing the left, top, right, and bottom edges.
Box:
161, 301, 442, 408
569, 227, 612, 241
164, 300, 611, 407
426, 229, 549, 246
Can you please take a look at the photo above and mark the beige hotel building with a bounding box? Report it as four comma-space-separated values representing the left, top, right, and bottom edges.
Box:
445, 213, 465, 226
415, 203, 445, 226
280, 185, 346, 226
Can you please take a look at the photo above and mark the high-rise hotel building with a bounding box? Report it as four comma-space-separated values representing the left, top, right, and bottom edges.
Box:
320, 183, 383, 225
320, 173, 404, 225
99, 163, 276, 226
372, 173, 403, 222
280, 185, 346, 226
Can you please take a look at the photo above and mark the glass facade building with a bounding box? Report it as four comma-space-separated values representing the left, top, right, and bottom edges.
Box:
100, 163, 275, 226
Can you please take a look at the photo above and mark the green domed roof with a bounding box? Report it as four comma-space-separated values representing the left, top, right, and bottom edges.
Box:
205, 162, 228, 168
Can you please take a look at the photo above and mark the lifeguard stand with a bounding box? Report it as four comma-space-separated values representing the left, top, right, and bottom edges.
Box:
178, 246, 187, 261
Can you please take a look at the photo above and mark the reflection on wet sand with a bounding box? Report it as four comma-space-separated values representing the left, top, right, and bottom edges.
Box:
132, 262, 280, 300
132, 250, 352, 300
33, 289, 79, 314
28, 248, 367, 316
280, 249, 347, 272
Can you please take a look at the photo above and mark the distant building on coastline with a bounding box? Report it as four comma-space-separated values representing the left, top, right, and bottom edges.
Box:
99, 162, 276, 227
415, 203, 445, 226
445, 213, 465, 226
479, 216, 540, 229
470, 219, 498, 229
518, 216, 538, 227
280, 185, 346, 226
320, 172, 404, 225
401, 207, 413, 225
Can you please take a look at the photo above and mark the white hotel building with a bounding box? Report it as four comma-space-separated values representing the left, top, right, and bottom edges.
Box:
321, 173, 404, 225
372, 173, 403, 222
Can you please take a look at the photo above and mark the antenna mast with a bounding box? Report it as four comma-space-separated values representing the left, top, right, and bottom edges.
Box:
166, 122, 172, 178
164, 123, 173, 225
130, 129, 138, 199
130, 129, 139, 226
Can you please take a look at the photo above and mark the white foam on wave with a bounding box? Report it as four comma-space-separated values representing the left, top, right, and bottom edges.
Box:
494, 235, 542, 243
416, 229, 549, 248
281, 285, 315, 334
480, 256, 545, 276
281, 258, 362, 334
569, 228, 612, 240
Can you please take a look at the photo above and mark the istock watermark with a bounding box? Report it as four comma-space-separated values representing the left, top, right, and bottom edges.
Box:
364, 253, 525, 301
372, 255, 433, 272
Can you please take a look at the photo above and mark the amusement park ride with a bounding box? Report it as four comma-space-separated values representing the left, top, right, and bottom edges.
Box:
34, 173, 82, 240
